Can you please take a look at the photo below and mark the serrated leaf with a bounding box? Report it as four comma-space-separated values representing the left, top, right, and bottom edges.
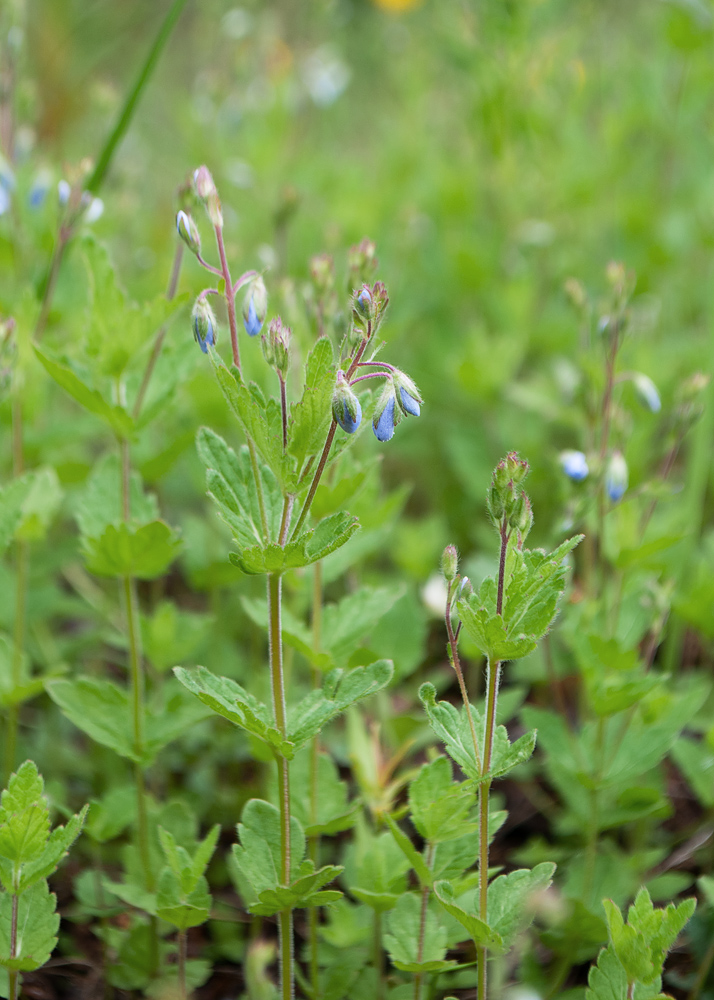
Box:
288, 660, 394, 750
76, 453, 158, 540
18, 806, 88, 891
408, 756, 478, 844
384, 893, 455, 973
0, 880, 59, 972
155, 869, 212, 930
419, 683, 536, 783
288, 337, 335, 471
266, 750, 358, 836
0, 475, 34, 554
384, 815, 433, 887
14, 467, 63, 541
82, 520, 182, 579
1, 762, 43, 813
432, 881, 502, 950
47, 677, 137, 761
487, 862, 555, 950
173, 666, 294, 757
34, 347, 134, 439
197, 427, 282, 548
343, 822, 410, 912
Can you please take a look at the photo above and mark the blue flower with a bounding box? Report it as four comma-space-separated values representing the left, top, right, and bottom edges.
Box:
560, 450, 589, 481
606, 451, 628, 503
373, 393, 396, 442
633, 373, 661, 414
332, 372, 362, 433
393, 370, 422, 418
244, 297, 261, 337
337, 396, 362, 433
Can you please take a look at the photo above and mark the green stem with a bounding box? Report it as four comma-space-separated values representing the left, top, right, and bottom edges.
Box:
215, 223, 241, 372
86, 0, 189, 193
686, 932, 714, 1000
582, 717, 605, 905
309, 560, 323, 998
8, 892, 18, 1000
374, 910, 385, 1000
290, 336, 369, 541
178, 928, 188, 1000
445, 584, 482, 774
4, 537, 27, 786
413, 843, 435, 1000
268, 571, 293, 1000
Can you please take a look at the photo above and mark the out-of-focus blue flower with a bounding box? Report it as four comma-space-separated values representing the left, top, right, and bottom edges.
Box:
633, 373, 661, 413
242, 276, 267, 337
57, 179, 71, 205
0, 159, 14, 216
606, 451, 628, 503
373, 387, 397, 442
29, 170, 51, 208
0, 186, 9, 216
560, 449, 589, 481
192, 298, 217, 354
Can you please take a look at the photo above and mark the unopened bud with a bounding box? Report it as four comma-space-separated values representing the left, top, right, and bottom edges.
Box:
441, 545, 458, 582
393, 370, 422, 418
332, 371, 362, 434
193, 165, 223, 227
493, 452, 529, 491
606, 451, 628, 503
564, 277, 587, 311
192, 298, 217, 354
560, 450, 589, 481
632, 373, 661, 414
176, 210, 201, 256
243, 276, 268, 337
310, 253, 334, 293
372, 381, 398, 443
262, 316, 291, 377
347, 237, 378, 287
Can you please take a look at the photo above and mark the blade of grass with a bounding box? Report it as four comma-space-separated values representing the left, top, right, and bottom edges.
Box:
86, 0, 190, 194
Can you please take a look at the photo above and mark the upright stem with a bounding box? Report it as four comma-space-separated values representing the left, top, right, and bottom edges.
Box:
4, 538, 27, 786
178, 929, 188, 1000
477, 521, 509, 1000
374, 911, 385, 1000
445, 587, 482, 775
279, 374, 288, 451
290, 336, 369, 541
596, 328, 620, 571
8, 892, 18, 1000
268, 571, 293, 1000
309, 560, 323, 998
215, 225, 241, 372
413, 843, 435, 1000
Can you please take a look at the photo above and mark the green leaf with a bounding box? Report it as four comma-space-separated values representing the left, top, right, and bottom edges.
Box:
0, 475, 34, 554
384, 814, 433, 888
196, 426, 282, 548
408, 756, 478, 844
585, 946, 667, 1000
419, 683, 536, 783
343, 821, 410, 912
155, 868, 212, 930
84, 785, 137, 843
34, 346, 134, 439
288, 660, 394, 750
76, 453, 158, 540
0, 880, 59, 972
82, 520, 182, 579
670, 736, 714, 807
47, 677, 137, 761
384, 893, 456, 973
432, 881, 502, 950
1, 761, 44, 813
230, 512, 361, 575
287, 337, 335, 472
487, 862, 556, 950
14, 468, 63, 542
173, 666, 294, 758
266, 749, 358, 836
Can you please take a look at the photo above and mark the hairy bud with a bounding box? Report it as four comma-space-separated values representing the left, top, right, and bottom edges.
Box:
441, 545, 458, 583
332, 371, 362, 434
262, 316, 291, 377
192, 298, 217, 354
243, 276, 268, 337
176, 210, 201, 256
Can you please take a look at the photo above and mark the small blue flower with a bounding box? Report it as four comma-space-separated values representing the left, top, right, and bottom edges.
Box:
560, 449, 589, 481
373, 393, 396, 442
357, 287, 372, 313
332, 371, 362, 433
244, 297, 261, 337
57, 179, 71, 205
633, 373, 661, 414
29, 172, 50, 208
399, 386, 420, 417
606, 451, 628, 503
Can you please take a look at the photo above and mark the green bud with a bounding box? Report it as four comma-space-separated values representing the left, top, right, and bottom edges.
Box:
487, 484, 505, 523
441, 545, 458, 583
176, 210, 201, 256
261, 316, 291, 377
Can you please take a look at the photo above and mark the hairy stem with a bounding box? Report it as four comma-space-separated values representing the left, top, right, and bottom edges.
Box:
215, 224, 241, 372
445, 584, 482, 774
8, 892, 18, 1000
4, 537, 27, 786
290, 336, 369, 541
374, 911, 385, 1000
413, 843, 435, 1000
268, 571, 293, 1000
280, 374, 288, 451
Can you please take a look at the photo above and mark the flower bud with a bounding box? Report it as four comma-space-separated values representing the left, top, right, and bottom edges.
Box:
516, 494, 533, 539
459, 576, 473, 599
192, 298, 217, 354
347, 237, 378, 287
441, 544, 458, 583
57, 179, 71, 206
632, 373, 661, 414
493, 452, 529, 491
606, 451, 628, 503
372, 382, 398, 442
507, 491, 527, 530
310, 253, 334, 293
176, 210, 201, 256
560, 449, 589, 481
262, 316, 291, 377
332, 370, 362, 434
393, 370, 422, 418
243, 276, 267, 337
193, 165, 223, 227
